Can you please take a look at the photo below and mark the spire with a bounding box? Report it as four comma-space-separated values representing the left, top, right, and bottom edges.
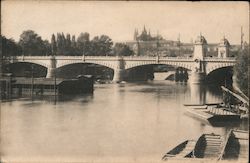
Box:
143, 25, 147, 34
134, 28, 138, 41
241, 26, 244, 50
156, 30, 160, 49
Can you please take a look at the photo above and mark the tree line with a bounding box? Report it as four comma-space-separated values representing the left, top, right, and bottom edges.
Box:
1, 30, 134, 57
234, 44, 249, 96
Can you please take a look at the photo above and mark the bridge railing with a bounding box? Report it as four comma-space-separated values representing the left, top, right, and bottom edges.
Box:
7, 55, 194, 60
123, 56, 193, 61
9, 56, 51, 60
204, 57, 236, 62
5, 55, 236, 62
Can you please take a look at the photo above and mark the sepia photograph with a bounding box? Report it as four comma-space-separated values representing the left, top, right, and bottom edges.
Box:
0, 1, 249, 162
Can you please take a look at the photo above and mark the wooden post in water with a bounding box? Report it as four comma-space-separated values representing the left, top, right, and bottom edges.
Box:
9, 75, 12, 99
31, 65, 34, 99
54, 71, 56, 96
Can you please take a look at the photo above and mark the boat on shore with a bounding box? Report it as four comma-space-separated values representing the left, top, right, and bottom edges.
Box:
162, 140, 196, 160
162, 133, 224, 160
193, 133, 223, 159
219, 129, 249, 161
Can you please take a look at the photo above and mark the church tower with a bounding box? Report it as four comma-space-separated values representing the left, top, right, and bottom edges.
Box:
218, 36, 230, 58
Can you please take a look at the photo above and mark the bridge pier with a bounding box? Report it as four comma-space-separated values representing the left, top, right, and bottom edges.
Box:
46, 67, 57, 78
189, 72, 206, 84
46, 56, 57, 78
113, 69, 126, 83
112, 56, 126, 83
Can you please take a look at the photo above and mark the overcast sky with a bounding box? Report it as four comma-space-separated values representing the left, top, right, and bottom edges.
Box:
1, 1, 249, 44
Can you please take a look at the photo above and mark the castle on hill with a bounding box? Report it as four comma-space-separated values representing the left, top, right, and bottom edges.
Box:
134, 26, 163, 41
119, 26, 241, 57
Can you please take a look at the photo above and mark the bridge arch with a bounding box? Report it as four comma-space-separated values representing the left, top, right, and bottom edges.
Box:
206, 63, 235, 75
3, 61, 48, 77
56, 61, 115, 70
55, 62, 114, 79
206, 66, 234, 85
125, 62, 192, 71
5, 60, 49, 69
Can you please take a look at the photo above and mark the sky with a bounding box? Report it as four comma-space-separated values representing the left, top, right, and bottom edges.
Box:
1, 1, 249, 44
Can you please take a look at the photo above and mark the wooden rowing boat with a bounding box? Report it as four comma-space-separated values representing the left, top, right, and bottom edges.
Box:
162, 140, 196, 160
220, 129, 249, 160
193, 133, 224, 159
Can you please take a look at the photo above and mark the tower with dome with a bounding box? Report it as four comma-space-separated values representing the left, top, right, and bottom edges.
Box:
218, 36, 230, 58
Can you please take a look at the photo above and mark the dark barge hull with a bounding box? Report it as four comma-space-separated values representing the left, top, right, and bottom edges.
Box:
208, 115, 241, 127
9, 76, 94, 96
208, 115, 241, 122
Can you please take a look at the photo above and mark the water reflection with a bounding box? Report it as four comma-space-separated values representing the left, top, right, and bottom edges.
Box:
0, 81, 248, 162
189, 84, 222, 105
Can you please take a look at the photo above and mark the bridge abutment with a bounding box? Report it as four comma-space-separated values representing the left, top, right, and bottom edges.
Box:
46, 56, 57, 78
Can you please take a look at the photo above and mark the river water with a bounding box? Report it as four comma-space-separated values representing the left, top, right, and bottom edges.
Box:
0, 81, 248, 162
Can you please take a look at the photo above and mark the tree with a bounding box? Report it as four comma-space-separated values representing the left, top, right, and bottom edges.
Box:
66, 34, 71, 49
89, 36, 100, 55
56, 33, 63, 55
89, 35, 113, 56
51, 34, 57, 55
71, 35, 76, 48
43, 40, 52, 56
61, 33, 66, 55
18, 30, 46, 56
77, 32, 90, 55
1, 35, 22, 57
113, 43, 134, 56
234, 44, 249, 96
63, 33, 72, 55
99, 35, 113, 55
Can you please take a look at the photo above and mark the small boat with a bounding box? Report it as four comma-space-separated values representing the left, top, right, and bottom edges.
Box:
185, 105, 208, 109
183, 103, 221, 107
162, 140, 196, 160
162, 133, 224, 161
193, 133, 224, 159
219, 129, 249, 161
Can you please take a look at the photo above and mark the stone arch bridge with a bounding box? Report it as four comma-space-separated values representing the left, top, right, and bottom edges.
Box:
4, 55, 236, 83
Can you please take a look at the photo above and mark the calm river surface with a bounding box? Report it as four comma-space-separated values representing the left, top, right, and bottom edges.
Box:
0, 81, 247, 162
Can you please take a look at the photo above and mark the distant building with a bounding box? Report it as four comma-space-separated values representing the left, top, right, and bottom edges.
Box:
119, 28, 241, 57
